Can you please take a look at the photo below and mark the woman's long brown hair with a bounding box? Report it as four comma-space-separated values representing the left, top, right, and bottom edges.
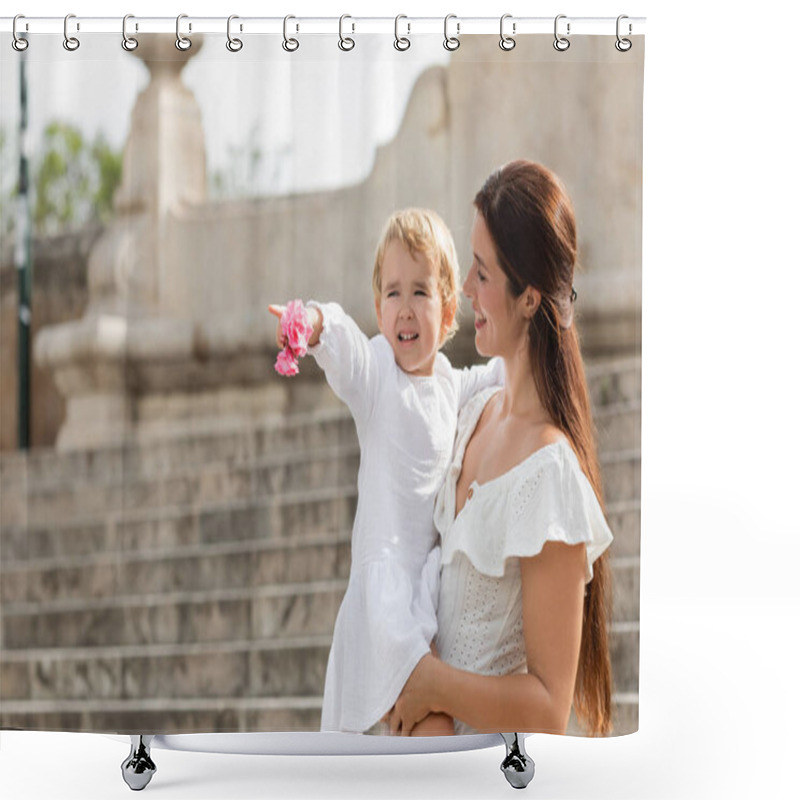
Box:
475, 160, 613, 736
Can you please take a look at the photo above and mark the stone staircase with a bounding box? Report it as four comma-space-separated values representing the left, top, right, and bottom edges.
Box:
0, 357, 640, 736
584, 356, 641, 736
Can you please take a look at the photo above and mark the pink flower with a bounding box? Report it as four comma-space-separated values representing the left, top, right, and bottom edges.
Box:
282, 300, 314, 358
275, 347, 299, 377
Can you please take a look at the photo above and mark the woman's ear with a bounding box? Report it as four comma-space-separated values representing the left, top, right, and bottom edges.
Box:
521, 287, 541, 320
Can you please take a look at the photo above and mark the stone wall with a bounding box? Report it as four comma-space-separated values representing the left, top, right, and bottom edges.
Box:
0, 229, 97, 451
165, 36, 643, 354
25, 34, 643, 450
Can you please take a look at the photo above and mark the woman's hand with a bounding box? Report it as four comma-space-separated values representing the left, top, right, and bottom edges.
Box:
386, 654, 439, 736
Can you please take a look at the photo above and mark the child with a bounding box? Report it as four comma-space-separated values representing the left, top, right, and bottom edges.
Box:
269, 209, 502, 735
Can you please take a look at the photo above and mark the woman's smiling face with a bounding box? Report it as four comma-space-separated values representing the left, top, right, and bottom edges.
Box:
375, 239, 445, 376
463, 212, 530, 359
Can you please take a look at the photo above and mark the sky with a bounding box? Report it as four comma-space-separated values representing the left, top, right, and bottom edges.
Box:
0, 28, 448, 198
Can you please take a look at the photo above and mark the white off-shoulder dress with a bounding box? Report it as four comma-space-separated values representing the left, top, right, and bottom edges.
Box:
308, 303, 502, 734
434, 387, 614, 735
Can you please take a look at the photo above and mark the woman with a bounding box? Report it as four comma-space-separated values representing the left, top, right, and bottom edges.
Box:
387, 160, 614, 736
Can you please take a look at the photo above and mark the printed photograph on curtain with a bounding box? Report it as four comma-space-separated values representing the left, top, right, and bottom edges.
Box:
0, 30, 643, 737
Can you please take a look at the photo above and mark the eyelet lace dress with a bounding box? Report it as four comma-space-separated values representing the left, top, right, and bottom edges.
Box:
434, 387, 614, 734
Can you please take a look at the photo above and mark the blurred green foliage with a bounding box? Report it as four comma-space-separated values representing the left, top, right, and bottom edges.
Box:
0, 122, 123, 241
33, 122, 123, 236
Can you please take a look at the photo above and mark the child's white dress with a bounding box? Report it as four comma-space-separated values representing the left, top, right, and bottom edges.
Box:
308, 302, 501, 733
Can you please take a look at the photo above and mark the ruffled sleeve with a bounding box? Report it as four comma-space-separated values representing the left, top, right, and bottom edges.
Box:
306, 301, 386, 426
441, 442, 613, 583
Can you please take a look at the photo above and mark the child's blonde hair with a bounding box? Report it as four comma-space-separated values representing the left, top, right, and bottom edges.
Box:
372, 208, 460, 344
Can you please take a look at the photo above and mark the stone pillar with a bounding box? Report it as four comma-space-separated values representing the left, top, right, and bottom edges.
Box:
35, 36, 207, 450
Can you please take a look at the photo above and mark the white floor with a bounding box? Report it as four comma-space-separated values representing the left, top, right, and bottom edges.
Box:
3, 2, 799, 798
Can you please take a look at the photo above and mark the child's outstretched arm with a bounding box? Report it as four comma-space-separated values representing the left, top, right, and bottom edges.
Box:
270, 301, 380, 424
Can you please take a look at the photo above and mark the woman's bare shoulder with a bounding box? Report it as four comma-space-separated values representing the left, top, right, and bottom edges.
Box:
534, 423, 568, 451
504, 417, 566, 464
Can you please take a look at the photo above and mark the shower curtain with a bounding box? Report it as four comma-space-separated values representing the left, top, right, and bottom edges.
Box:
0, 16, 644, 739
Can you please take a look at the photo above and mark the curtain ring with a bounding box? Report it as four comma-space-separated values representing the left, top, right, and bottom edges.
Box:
443, 14, 460, 51
394, 15, 411, 51
122, 14, 138, 52
283, 15, 299, 52
176, 14, 191, 51
615, 15, 632, 52
338, 14, 355, 51
554, 14, 570, 51
499, 14, 515, 51
63, 13, 80, 51
226, 15, 243, 52
12, 15, 29, 52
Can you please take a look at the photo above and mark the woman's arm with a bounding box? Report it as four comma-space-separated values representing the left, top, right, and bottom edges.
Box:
388, 540, 586, 735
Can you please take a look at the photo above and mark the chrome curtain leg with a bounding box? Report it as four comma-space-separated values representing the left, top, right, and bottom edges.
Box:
121, 735, 157, 791
500, 733, 535, 789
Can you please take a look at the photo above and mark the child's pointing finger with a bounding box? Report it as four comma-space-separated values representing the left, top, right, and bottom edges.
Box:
268, 304, 287, 348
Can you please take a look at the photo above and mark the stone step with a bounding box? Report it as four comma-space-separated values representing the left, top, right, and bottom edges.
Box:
0, 479, 26, 528
610, 557, 640, 622
1, 485, 358, 563
609, 622, 639, 702
0, 693, 637, 735
1, 521, 639, 621
609, 693, 638, 736
3, 418, 637, 529
606, 499, 640, 559
3, 572, 638, 660
1, 532, 352, 604
0, 636, 333, 705
444, 347, 640, 403
2, 579, 348, 650
0, 357, 640, 494
595, 400, 640, 453
12, 444, 362, 527
599, 450, 640, 505
0, 697, 324, 735
0, 623, 638, 704
586, 356, 641, 408
0, 409, 357, 492
1, 444, 638, 566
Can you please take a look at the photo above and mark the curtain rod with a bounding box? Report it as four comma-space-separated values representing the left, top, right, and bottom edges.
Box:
1, 16, 646, 38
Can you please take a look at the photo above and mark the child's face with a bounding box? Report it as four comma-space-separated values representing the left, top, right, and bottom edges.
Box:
375, 240, 446, 377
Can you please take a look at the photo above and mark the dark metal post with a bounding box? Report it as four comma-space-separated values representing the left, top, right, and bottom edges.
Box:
16, 47, 32, 450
